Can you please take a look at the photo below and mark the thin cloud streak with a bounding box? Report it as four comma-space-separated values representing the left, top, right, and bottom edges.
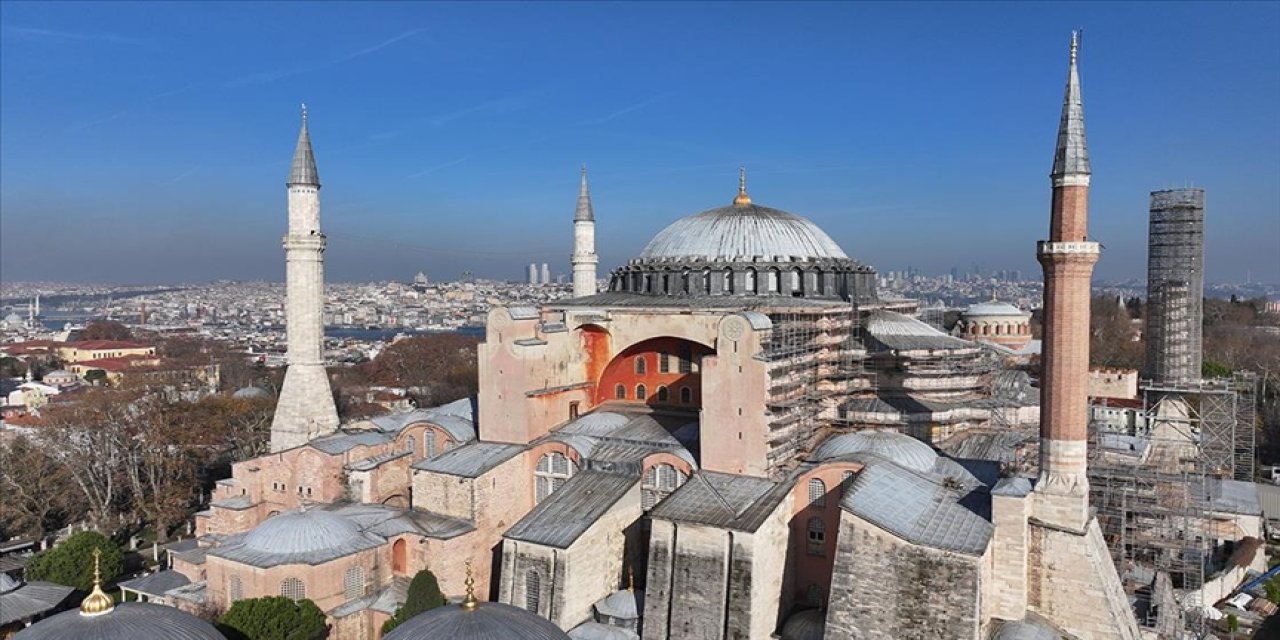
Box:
587, 94, 668, 124
407, 156, 471, 179
2, 25, 146, 46
223, 28, 427, 88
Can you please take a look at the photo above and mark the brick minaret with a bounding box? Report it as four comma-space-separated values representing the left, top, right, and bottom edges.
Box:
271, 105, 340, 452
1033, 32, 1099, 531
571, 165, 598, 297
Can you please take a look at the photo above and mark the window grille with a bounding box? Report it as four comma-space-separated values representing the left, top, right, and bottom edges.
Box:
679, 346, 693, 373
405, 435, 415, 454
525, 571, 541, 613
229, 576, 242, 602
615, 384, 626, 399
280, 577, 306, 601
535, 452, 576, 503
344, 566, 364, 601
807, 517, 825, 556
635, 356, 647, 375
641, 464, 686, 510
660, 353, 671, 373
425, 430, 437, 458
636, 384, 647, 400
808, 478, 826, 507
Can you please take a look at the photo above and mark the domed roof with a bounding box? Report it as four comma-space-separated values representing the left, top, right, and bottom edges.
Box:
594, 588, 642, 620
242, 509, 362, 555
780, 609, 825, 640
383, 601, 571, 640
813, 429, 938, 473
989, 619, 1062, 640
232, 386, 270, 399
964, 301, 1028, 318
638, 203, 848, 263
12, 602, 226, 640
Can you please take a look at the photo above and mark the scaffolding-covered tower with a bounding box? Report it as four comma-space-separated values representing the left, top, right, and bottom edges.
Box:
1144, 189, 1205, 385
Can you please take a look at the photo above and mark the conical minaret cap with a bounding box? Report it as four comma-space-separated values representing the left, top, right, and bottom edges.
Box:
574, 164, 595, 222
1051, 31, 1090, 178
288, 104, 320, 187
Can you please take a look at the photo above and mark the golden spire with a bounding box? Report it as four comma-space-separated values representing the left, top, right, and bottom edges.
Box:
80, 548, 115, 616
461, 560, 478, 611
733, 166, 751, 206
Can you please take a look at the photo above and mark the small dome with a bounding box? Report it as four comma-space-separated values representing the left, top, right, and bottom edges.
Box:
243, 509, 362, 555
638, 204, 848, 263
13, 602, 226, 640
383, 601, 571, 640
813, 430, 938, 473
964, 301, 1028, 318
594, 589, 642, 620
232, 386, 270, 399
990, 619, 1062, 640
780, 609, 825, 640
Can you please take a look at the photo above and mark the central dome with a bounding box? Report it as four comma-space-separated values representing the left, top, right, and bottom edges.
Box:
639, 204, 849, 263
243, 509, 362, 555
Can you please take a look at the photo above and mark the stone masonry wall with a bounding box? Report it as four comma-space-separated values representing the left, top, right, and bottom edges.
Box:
1026, 518, 1140, 640
825, 511, 982, 640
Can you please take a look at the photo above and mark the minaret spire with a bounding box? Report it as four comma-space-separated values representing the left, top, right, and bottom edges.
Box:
733, 166, 751, 206
1051, 30, 1090, 184
272, 107, 340, 452
571, 164, 599, 297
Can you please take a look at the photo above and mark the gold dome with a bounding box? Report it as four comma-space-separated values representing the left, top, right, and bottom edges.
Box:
79, 549, 115, 616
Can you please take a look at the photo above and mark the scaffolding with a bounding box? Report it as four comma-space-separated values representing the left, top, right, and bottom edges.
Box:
1088, 371, 1260, 636
1144, 189, 1205, 385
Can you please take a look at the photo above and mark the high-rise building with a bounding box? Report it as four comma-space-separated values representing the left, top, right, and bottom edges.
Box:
540, 263, 551, 285
1143, 188, 1205, 384
270, 106, 340, 453
571, 165, 599, 297
528, 263, 539, 285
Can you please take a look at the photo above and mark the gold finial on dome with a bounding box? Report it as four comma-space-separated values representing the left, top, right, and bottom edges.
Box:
733, 166, 751, 207
461, 560, 478, 611
80, 548, 115, 616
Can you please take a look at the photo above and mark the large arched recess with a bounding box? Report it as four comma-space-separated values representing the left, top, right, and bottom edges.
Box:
594, 337, 713, 409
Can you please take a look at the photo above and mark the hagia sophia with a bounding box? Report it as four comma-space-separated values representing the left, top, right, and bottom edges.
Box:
16, 33, 1158, 640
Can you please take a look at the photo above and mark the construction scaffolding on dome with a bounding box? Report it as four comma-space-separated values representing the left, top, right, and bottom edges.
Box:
1087, 371, 1261, 636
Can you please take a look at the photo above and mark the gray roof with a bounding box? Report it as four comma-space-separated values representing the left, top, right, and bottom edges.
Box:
329, 502, 472, 540
1051, 32, 1090, 178
812, 430, 939, 473
779, 609, 825, 640
382, 601, 571, 640
1256, 483, 1280, 521
210, 495, 254, 510
575, 166, 594, 222
964, 301, 1029, 318
309, 431, 393, 454
504, 471, 636, 549
647, 471, 791, 533
209, 508, 382, 567
593, 588, 642, 620
329, 577, 409, 618
638, 203, 848, 263
288, 109, 319, 186
12, 602, 225, 640
412, 442, 525, 478
1202, 479, 1262, 516
989, 619, 1062, 640
117, 570, 191, 597
992, 477, 1034, 497
863, 310, 977, 352
0, 580, 74, 625
545, 411, 698, 470
842, 459, 993, 556
368, 402, 477, 443
938, 429, 1037, 464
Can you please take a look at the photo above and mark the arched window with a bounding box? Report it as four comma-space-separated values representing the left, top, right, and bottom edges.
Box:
636, 384, 647, 400
615, 384, 626, 399
425, 430, 437, 458
642, 463, 687, 510
645, 274, 654, 293
679, 387, 692, 404
656, 386, 669, 402
791, 268, 804, 296
405, 435, 415, 454
344, 566, 365, 601
807, 517, 826, 556
659, 352, 671, 373
681, 270, 691, 294
767, 268, 780, 293
525, 571, 541, 613
535, 452, 577, 503
814, 268, 824, 295
392, 539, 407, 574
702, 268, 712, 294
745, 268, 757, 294
808, 478, 826, 507
661, 273, 671, 294
635, 356, 647, 375
723, 268, 734, 294
229, 575, 243, 602
280, 577, 306, 601
679, 345, 694, 374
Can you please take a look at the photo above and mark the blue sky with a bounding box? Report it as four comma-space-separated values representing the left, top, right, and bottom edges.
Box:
2, 1, 1277, 284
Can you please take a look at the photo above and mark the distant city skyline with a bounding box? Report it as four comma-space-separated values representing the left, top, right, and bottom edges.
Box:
2, 2, 1278, 284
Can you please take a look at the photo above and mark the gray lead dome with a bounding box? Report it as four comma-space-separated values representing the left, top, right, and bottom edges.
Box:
638, 204, 848, 262
383, 601, 571, 640
12, 602, 226, 640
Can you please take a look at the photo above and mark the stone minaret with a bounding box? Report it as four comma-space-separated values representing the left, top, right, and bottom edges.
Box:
1033, 31, 1100, 530
270, 105, 340, 452
571, 165, 598, 297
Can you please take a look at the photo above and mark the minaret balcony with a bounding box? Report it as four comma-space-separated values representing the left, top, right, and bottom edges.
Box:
1037, 240, 1100, 256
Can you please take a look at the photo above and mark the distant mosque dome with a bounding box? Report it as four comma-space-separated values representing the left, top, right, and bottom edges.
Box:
383, 600, 571, 640
608, 171, 877, 303
232, 385, 271, 400
957, 298, 1033, 350
13, 602, 226, 640
813, 429, 939, 473
964, 301, 1029, 318
779, 609, 826, 640
242, 509, 362, 555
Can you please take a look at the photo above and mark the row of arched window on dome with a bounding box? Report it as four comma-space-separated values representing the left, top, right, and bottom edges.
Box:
960, 322, 1030, 336
228, 567, 367, 605
619, 266, 817, 296
615, 384, 693, 404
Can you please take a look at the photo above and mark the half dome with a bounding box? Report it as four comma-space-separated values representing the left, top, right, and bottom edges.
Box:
813, 429, 939, 473
243, 509, 362, 555
639, 204, 848, 263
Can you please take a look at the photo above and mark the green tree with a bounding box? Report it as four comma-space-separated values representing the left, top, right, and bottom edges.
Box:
217, 596, 327, 640
1202, 359, 1233, 379
78, 321, 134, 342
24, 531, 123, 591
83, 369, 108, 386
1266, 576, 1280, 604
380, 569, 447, 634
